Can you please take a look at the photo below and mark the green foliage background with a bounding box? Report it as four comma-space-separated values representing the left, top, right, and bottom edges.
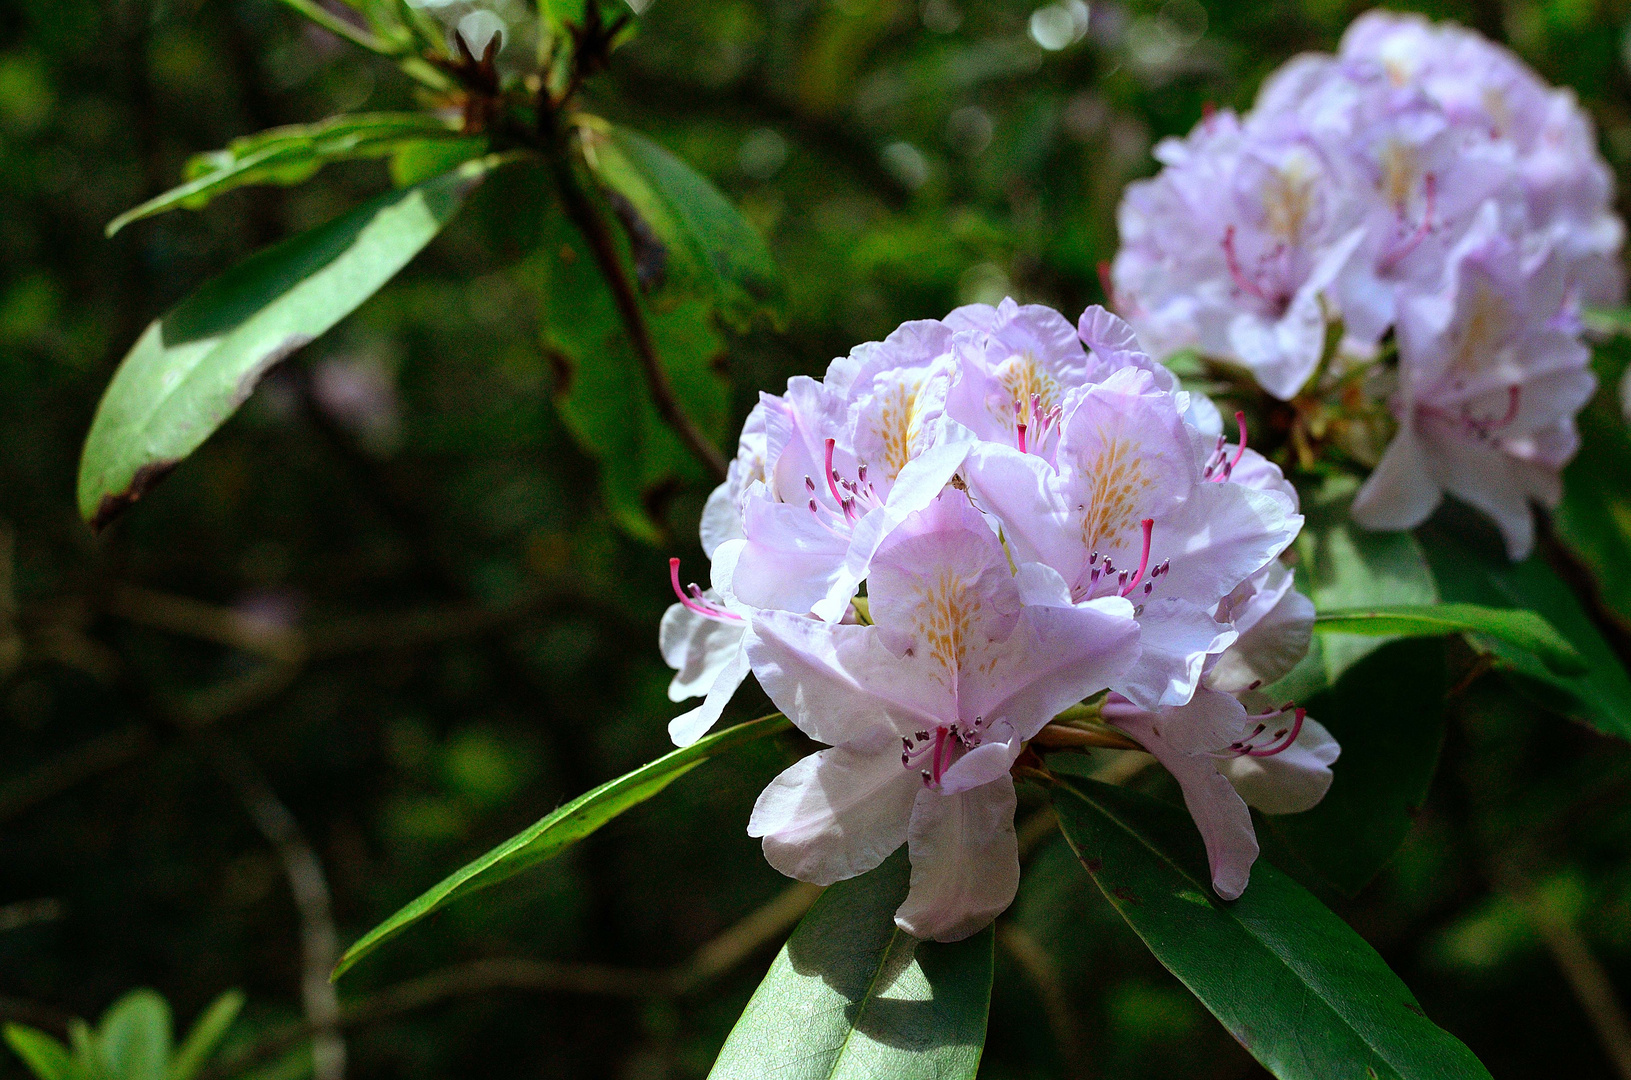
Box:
4, 0, 1631, 1076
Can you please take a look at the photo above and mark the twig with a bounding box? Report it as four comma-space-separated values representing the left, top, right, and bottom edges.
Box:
0, 725, 151, 824
998, 924, 1088, 1074
0, 898, 65, 934
108, 585, 304, 663
211, 741, 346, 1080
1504, 871, 1631, 1080
535, 100, 729, 482
207, 880, 822, 1078
670, 881, 822, 994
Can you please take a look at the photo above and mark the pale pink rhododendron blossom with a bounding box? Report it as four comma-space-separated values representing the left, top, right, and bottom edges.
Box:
1111, 9, 1621, 559
962, 363, 1303, 711
1350, 206, 1596, 558
658, 301, 1330, 935
746, 491, 1140, 941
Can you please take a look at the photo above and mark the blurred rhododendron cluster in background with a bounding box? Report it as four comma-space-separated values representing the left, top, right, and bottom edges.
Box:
1113, 10, 1624, 559
663, 301, 1334, 938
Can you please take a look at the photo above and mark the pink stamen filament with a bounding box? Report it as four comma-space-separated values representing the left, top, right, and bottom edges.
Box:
669, 558, 743, 622
1380, 173, 1436, 274
822, 439, 848, 515
1222, 225, 1275, 304
1246, 707, 1306, 757
929, 726, 949, 785
1491, 384, 1521, 428
1120, 519, 1156, 597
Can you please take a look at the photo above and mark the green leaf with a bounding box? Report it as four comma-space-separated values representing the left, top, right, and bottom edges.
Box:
96, 991, 170, 1080
1554, 344, 1631, 626
4, 1026, 77, 1080
1281, 475, 1438, 699
107, 114, 483, 236
333, 712, 790, 980
165, 991, 244, 1080
1313, 604, 1586, 676
1051, 776, 1491, 1080
1420, 515, 1631, 741
525, 199, 730, 543
578, 118, 780, 328
1264, 640, 1447, 897
79, 158, 494, 531
708, 848, 993, 1080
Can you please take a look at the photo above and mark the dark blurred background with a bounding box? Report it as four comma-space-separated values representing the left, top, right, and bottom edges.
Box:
4, 0, 1631, 1077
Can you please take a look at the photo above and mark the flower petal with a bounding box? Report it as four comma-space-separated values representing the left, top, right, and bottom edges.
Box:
1115, 597, 1237, 710
1351, 429, 1444, 533
1219, 716, 1340, 814
749, 738, 920, 885
895, 777, 1020, 941
667, 637, 752, 746
748, 610, 945, 744
1208, 563, 1315, 694
1113, 708, 1259, 900
659, 601, 748, 703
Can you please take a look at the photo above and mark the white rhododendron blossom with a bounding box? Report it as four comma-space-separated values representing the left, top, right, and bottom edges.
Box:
658, 301, 1331, 939
1111, 9, 1622, 559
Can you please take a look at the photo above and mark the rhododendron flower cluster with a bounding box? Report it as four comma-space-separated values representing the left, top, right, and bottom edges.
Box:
1112, 9, 1623, 559
661, 301, 1332, 940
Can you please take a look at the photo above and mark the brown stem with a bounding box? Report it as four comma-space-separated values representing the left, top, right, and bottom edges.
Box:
211, 741, 346, 1080
1500, 866, 1631, 1080
535, 101, 729, 482
1030, 723, 1144, 752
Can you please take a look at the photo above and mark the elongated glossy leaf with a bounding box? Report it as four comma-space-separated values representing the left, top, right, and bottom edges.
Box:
708, 848, 993, 1080
166, 990, 243, 1080
1314, 604, 1586, 676
1264, 640, 1446, 897
79, 159, 493, 530
1420, 516, 1631, 741
1555, 344, 1631, 626
106, 114, 483, 235
3, 1026, 75, 1080
1052, 777, 1491, 1080
333, 712, 790, 979
579, 118, 780, 327
1280, 476, 1438, 700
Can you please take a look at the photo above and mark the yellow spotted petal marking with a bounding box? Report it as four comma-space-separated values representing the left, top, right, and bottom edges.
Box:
911, 566, 1001, 695
994, 353, 1062, 429
1448, 278, 1513, 380
1380, 139, 1419, 212
870, 376, 929, 482
1262, 152, 1319, 244
1079, 434, 1155, 555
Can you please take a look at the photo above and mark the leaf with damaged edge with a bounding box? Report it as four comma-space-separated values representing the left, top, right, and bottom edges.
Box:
1051, 776, 1492, 1080
79, 158, 495, 530
1314, 604, 1586, 676
333, 712, 790, 980
578, 118, 781, 328
708, 847, 993, 1080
